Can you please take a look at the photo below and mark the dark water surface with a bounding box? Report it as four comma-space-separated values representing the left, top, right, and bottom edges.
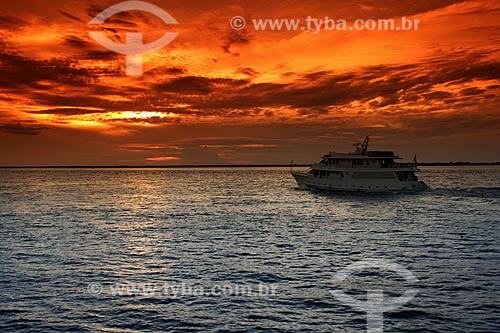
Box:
1, 166, 499, 332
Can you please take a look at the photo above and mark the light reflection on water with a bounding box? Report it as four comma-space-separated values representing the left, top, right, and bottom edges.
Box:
0, 166, 499, 332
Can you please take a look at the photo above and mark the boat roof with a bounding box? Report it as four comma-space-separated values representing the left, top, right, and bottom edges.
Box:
322, 151, 401, 159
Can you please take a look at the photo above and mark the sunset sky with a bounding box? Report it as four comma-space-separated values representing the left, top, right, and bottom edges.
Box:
0, 0, 499, 165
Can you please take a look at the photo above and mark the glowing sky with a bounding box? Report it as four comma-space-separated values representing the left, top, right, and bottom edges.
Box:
0, 0, 499, 165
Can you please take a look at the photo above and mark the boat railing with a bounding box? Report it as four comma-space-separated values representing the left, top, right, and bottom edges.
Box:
315, 162, 418, 169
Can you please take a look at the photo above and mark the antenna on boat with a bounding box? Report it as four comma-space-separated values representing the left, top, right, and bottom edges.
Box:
361, 135, 369, 154
353, 135, 370, 155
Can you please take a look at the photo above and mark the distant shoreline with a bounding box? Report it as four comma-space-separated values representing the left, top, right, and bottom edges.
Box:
0, 162, 499, 168
418, 162, 500, 166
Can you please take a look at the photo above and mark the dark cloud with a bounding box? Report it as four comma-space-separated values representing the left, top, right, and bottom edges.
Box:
237, 67, 259, 77
29, 93, 115, 110
86, 2, 154, 28
156, 76, 213, 94
222, 30, 252, 54
0, 15, 27, 30
460, 87, 485, 96
145, 67, 186, 76
423, 91, 453, 100
83, 50, 118, 60
63, 35, 92, 48
86, 3, 105, 19
154, 76, 248, 95
101, 27, 118, 33
104, 116, 181, 124
104, 18, 138, 28
0, 122, 50, 135
28, 108, 104, 115
58, 10, 85, 24
0, 52, 96, 90
297, 107, 330, 117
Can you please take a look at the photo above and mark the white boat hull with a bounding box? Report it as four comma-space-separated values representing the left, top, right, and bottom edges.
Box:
292, 171, 428, 193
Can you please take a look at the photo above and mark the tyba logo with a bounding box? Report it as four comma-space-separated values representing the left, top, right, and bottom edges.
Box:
88, 1, 178, 76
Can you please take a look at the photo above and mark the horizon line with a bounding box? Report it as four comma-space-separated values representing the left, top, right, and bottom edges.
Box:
0, 162, 499, 168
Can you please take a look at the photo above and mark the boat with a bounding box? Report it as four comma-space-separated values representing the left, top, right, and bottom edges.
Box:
291, 136, 428, 192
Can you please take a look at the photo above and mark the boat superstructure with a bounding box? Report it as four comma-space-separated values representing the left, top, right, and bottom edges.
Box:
291, 136, 428, 192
